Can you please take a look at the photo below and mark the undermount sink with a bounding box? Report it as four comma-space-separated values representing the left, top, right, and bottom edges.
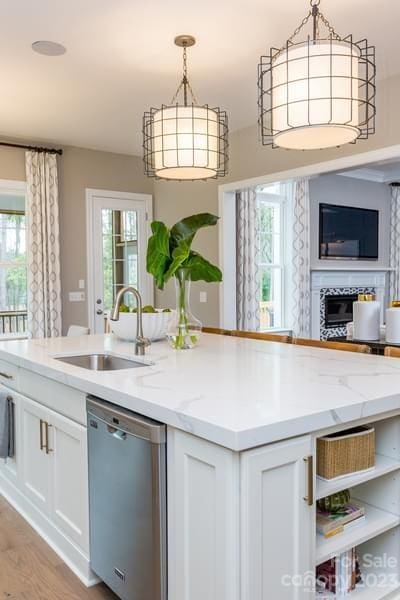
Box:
54, 353, 148, 371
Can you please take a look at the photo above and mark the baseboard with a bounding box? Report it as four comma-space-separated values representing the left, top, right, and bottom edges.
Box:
0, 473, 99, 587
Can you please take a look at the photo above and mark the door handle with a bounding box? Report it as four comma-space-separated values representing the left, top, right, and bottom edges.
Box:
44, 421, 53, 454
0, 371, 13, 380
303, 455, 314, 506
40, 419, 46, 451
96, 309, 103, 315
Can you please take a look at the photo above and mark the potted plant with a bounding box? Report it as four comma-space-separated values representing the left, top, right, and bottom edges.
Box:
146, 213, 222, 349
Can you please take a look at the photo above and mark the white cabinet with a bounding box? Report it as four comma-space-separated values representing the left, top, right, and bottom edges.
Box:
20, 394, 89, 552
21, 395, 51, 513
50, 410, 89, 551
240, 435, 314, 600
168, 428, 314, 600
167, 427, 240, 600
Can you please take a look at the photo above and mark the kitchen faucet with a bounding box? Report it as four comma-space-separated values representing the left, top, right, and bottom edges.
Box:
110, 286, 150, 356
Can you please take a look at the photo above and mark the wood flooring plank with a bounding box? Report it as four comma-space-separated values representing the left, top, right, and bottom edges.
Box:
0, 495, 117, 600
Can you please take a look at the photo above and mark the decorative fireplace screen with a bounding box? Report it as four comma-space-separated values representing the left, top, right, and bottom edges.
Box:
324, 294, 358, 329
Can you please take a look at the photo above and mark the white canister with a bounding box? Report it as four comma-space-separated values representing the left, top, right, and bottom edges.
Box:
386, 301, 400, 344
353, 294, 380, 341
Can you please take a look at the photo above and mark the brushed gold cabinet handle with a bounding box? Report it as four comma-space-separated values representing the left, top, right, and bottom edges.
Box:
39, 419, 46, 451
45, 421, 53, 454
303, 455, 314, 506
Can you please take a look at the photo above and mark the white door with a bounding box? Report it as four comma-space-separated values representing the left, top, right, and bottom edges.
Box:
87, 189, 153, 334
20, 396, 51, 515
49, 408, 89, 551
240, 436, 314, 599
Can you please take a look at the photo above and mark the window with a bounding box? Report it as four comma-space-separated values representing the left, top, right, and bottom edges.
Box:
0, 198, 27, 335
258, 189, 284, 330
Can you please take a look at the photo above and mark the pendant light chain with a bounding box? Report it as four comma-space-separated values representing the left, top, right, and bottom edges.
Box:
170, 46, 199, 106
278, 0, 341, 53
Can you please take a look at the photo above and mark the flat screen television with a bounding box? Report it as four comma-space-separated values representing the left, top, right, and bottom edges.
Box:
319, 203, 379, 260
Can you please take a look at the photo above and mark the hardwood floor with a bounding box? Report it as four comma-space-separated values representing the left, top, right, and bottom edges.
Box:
0, 494, 118, 599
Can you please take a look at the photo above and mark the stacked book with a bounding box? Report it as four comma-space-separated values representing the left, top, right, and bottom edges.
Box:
316, 548, 362, 595
317, 499, 365, 539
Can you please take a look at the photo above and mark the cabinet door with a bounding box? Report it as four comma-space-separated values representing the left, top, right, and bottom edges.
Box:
20, 396, 51, 514
49, 409, 89, 552
0, 387, 19, 484
167, 427, 239, 600
241, 436, 314, 600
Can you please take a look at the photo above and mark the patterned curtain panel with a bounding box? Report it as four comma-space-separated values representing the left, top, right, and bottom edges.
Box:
389, 185, 400, 302
291, 177, 311, 337
236, 188, 261, 330
25, 151, 62, 338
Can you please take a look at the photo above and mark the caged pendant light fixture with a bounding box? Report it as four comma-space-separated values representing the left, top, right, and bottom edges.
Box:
258, 0, 376, 150
143, 35, 228, 181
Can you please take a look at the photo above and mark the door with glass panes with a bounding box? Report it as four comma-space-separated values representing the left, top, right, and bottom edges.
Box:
88, 191, 153, 334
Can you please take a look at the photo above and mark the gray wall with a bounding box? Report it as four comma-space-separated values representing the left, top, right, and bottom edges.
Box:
309, 174, 391, 269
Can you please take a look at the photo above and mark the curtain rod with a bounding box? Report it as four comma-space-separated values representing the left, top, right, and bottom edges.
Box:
0, 141, 63, 155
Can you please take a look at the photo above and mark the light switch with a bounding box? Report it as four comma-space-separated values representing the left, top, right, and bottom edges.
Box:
69, 291, 85, 302
200, 291, 207, 303
78, 279, 85, 289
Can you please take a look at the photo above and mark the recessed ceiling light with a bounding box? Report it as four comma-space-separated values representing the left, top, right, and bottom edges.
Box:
31, 41, 66, 56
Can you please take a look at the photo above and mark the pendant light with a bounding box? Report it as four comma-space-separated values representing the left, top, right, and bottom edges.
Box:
143, 35, 228, 181
258, 0, 376, 150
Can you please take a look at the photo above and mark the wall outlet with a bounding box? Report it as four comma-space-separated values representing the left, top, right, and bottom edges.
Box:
200, 291, 207, 303
69, 291, 85, 302
78, 279, 85, 289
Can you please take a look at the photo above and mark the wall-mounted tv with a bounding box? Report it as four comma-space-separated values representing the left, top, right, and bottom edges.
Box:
319, 203, 379, 260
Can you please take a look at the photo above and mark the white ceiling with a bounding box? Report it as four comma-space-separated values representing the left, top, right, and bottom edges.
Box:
0, 0, 398, 156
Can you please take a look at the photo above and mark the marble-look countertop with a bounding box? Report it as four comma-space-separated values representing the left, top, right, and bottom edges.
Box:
1, 333, 400, 451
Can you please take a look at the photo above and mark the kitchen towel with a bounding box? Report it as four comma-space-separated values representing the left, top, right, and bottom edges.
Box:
0, 392, 14, 459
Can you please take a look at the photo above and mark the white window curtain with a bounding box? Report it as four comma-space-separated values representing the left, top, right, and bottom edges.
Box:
236, 188, 261, 330
291, 177, 311, 337
389, 184, 400, 302
25, 151, 62, 338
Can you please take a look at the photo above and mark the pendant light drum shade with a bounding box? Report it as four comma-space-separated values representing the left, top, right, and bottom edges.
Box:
270, 40, 361, 150
258, 2, 376, 151
143, 35, 228, 181
144, 104, 228, 180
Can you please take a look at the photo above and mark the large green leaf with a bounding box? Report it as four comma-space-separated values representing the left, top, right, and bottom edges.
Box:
146, 221, 170, 289
185, 252, 222, 282
170, 213, 219, 249
163, 239, 191, 283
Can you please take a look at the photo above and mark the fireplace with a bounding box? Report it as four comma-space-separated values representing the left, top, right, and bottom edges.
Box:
324, 294, 358, 329
311, 270, 387, 341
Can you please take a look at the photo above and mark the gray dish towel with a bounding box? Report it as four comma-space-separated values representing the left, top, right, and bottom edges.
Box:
0, 392, 14, 459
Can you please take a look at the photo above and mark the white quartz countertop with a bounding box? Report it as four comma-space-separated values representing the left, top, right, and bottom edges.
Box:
1, 333, 400, 451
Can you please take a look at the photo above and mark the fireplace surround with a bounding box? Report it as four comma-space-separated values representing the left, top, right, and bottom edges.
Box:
311, 269, 388, 340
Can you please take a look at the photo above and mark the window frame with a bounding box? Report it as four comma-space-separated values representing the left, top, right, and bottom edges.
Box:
257, 191, 287, 331
0, 179, 28, 339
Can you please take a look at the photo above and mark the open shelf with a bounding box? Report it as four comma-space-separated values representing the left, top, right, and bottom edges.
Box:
316, 502, 400, 566
316, 455, 400, 500
316, 585, 400, 599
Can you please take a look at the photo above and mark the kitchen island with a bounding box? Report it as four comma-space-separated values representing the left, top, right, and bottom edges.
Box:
1, 333, 400, 599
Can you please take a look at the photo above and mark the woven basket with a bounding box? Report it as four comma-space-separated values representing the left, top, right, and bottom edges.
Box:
317, 426, 375, 480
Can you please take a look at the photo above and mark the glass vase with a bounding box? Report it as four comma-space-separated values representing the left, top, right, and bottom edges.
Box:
166, 268, 202, 349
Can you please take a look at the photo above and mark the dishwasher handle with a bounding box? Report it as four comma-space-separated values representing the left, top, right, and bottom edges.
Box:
87, 396, 166, 445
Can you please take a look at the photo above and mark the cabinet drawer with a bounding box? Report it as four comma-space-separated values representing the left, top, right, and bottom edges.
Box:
0, 359, 19, 390
19, 369, 86, 426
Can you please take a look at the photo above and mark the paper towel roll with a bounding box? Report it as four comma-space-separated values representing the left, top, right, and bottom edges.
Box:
353, 299, 380, 341
386, 308, 400, 343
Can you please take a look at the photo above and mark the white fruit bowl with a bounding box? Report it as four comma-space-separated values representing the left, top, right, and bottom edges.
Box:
109, 310, 174, 342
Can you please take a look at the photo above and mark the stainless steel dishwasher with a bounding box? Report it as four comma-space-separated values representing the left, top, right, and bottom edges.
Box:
87, 396, 167, 600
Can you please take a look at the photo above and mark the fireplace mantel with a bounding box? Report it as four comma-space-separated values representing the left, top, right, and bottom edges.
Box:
310, 269, 389, 340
